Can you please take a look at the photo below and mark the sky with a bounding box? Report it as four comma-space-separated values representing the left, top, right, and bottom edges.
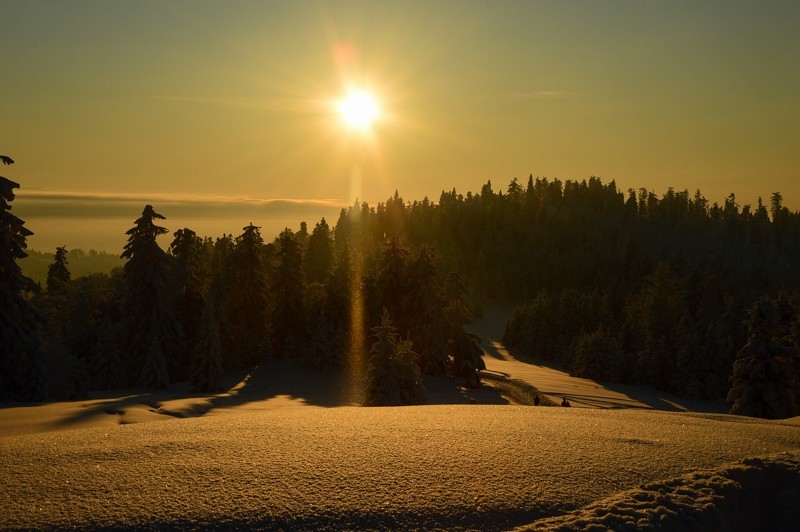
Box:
2, 0, 799, 251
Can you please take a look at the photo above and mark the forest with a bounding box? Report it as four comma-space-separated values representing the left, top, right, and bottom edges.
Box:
3, 166, 800, 419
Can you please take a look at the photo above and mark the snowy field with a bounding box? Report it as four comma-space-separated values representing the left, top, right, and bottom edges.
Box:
2, 404, 799, 529
2, 305, 799, 529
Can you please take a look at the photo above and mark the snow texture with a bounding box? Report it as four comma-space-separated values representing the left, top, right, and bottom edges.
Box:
2, 406, 799, 529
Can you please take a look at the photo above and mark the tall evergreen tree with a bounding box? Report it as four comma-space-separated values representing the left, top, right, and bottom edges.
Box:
404, 246, 450, 375
377, 236, 410, 326
121, 205, 180, 388
228, 224, 269, 366
46, 246, 71, 293
169, 228, 206, 378
269, 228, 306, 358
0, 168, 48, 401
363, 310, 426, 406
305, 217, 334, 284
190, 287, 224, 392
728, 299, 797, 419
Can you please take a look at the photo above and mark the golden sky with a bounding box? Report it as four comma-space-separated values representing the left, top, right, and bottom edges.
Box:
2, 1, 799, 250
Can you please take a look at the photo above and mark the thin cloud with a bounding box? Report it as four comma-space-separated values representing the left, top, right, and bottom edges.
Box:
146, 94, 315, 113
14, 189, 348, 220
506, 90, 582, 99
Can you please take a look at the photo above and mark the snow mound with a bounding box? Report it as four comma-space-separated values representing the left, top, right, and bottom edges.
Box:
520, 454, 800, 531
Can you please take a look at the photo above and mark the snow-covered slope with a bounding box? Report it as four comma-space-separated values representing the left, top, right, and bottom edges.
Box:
2, 405, 798, 529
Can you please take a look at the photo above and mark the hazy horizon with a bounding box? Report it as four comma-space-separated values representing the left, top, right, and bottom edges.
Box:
13, 179, 800, 253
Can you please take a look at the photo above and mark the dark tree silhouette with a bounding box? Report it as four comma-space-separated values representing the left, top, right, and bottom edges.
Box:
169, 228, 206, 378
728, 299, 797, 419
377, 236, 410, 327
304, 217, 334, 284
404, 246, 449, 376
363, 310, 426, 406
46, 246, 71, 293
228, 224, 269, 366
190, 288, 224, 392
0, 168, 48, 401
121, 205, 180, 388
269, 228, 306, 358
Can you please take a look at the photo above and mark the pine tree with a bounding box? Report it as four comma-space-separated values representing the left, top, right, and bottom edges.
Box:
315, 243, 353, 368
672, 313, 703, 398
445, 271, 485, 382
571, 327, 621, 382
396, 338, 427, 405
169, 228, 206, 378
404, 246, 450, 375
228, 224, 269, 366
305, 217, 334, 284
363, 310, 426, 406
364, 311, 403, 406
46, 246, 71, 293
121, 205, 180, 388
0, 166, 48, 401
190, 289, 224, 392
728, 299, 797, 419
377, 236, 410, 326
269, 228, 306, 358
38, 246, 73, 338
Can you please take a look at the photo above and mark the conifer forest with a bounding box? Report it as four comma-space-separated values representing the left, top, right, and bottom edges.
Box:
3, 160, 800, 419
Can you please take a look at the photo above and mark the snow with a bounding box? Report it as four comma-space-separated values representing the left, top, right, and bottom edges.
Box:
1, 304, 797, 528
474, 304, 730, 413
1, 405, 798, 529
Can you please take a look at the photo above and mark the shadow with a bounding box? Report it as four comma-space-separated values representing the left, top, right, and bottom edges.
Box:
483, 336, 728, 414
208, 359, 357, 411
422, 374, 510, 406
31, 360, 352, 432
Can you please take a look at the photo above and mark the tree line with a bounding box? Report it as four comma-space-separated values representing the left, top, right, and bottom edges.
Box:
3, 158, 799, 416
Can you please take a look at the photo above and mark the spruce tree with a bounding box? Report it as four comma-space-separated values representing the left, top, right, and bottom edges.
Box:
364, 311, 403, 406
571, 327, 621, 382
363, 310, 426, 406
121, 205, 179, 388
190, 287, 224, 392
269, 228, 306, 358
0, 164, 48, 401
315, 243, 353, 368
377, 236, 410, 327
39, 246, 73, 338
228, 224, 269, 366
728, 299, 797, 419
169, 228, 206, 378
404, 246, 450, 375
305, 217, 334, 284
46, 246, 71, 293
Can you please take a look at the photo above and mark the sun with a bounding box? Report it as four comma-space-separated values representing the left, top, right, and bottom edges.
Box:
337, 89, 379, 131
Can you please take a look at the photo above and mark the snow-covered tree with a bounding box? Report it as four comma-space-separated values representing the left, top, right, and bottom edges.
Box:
121, 205, 180, 388
571, 327, 622, 382
0, 164, 48, 401
363, 310, 426, 406
728, 299, 797, 419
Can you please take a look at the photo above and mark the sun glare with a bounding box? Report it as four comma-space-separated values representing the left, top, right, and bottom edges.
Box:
337, 89, 379, 131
